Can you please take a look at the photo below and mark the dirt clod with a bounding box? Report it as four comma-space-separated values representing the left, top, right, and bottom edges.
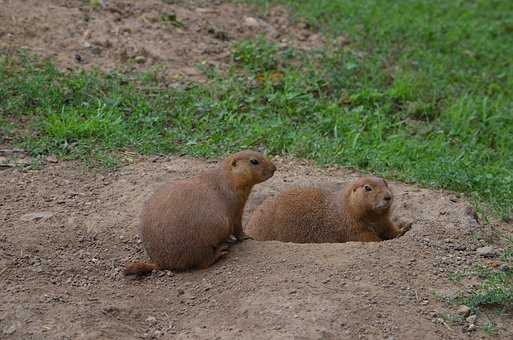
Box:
466, 315, 477, 324
467, 324, 477, 332
134, 55, 147, 64
456, 305, 471, 317
2, 324, 16, 336
475, 245, 497, 257
20, 211, 55, 222
145, 316, 157, 325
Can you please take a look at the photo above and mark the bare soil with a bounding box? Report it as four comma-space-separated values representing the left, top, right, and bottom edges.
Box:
1, 155, 512, 339
0, 0, 323, 81
1, 1, 512, 339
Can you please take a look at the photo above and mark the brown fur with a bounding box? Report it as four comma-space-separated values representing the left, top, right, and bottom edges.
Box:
246, 176, 409, 243
125, 150, 276, 275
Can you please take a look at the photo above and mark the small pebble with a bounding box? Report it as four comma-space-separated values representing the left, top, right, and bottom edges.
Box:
243, 17, 260, 29
466, 315, 476, 324
456, 305, 471, 317
145, 316, 157, 324
134, 55, 146, 64
3, 324, 16, 335
476, 246, 497, 258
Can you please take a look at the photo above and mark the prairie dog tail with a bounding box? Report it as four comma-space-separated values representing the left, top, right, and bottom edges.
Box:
124, 261, 159, 276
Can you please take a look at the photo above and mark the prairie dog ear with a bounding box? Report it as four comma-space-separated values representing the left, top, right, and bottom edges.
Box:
231, 159, 237, 167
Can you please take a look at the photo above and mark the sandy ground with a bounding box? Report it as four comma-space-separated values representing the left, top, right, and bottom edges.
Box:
1, 154, 512, 339
1, 0, 512, 339
0, 0, 323, 81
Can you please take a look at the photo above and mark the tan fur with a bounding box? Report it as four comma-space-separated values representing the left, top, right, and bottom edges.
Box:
246, 176, 408, 243
125, 150, 276, 275
124, 261, 159, 276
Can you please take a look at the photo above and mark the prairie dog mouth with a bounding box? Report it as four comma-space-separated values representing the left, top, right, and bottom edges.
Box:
375, 200, 391, 209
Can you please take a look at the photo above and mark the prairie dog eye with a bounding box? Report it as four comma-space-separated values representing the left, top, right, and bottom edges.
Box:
250, 159, 259, 165
364, 185, 372, 192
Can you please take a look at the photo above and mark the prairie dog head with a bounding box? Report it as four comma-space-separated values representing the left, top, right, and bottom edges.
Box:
225, 150, 276, 188
347, 176, 393, 215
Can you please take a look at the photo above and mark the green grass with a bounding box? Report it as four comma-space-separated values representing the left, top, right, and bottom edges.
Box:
464, 240, 513, 312
484, 321, 499, 336
1, 0, 513, 219
446, 239, 512, 335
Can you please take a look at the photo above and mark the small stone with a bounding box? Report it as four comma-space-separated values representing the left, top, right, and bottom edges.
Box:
499, 264, 511, 272
434, 317, 444, 324
21, 212, 55, 222
145, 316, 157, 324
0, 148, 25, 155
476, 246, 497, 258
467, 324, 477, 332
466, 315, 476, 324
456, 305, 471, 317
16, 158, 32, 166
0, 156, 13, 167
465, 207, 479, 223
134, 56, 146, 64
46, 155, 58, 163
243, 17, 260, 29
182, 67, 201, 77
3, 324, 16, 335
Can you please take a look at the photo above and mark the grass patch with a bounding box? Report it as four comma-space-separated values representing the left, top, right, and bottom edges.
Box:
484, 321, 499, 336
1, 0, 513, 218
237, 0, 513, 218
464, 241, 513, 312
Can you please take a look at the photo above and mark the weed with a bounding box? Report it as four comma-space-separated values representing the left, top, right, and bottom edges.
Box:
462, 240, 513, 312
439, 312, 464, 326
448, 271, 466, 284
88, 0, 104, 10
160, 13, 186, 29
484, 321, 499, 336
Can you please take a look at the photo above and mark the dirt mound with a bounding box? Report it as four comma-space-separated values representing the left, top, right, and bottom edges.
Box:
1, 156, 511, 339
0, 0, 323, 81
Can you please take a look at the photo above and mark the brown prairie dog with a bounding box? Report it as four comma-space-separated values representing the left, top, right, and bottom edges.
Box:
124, 150, 276, 275
246, 176, 410, 243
